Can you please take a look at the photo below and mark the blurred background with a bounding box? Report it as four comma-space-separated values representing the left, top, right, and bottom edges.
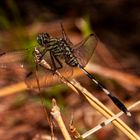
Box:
0, 0, 140, 140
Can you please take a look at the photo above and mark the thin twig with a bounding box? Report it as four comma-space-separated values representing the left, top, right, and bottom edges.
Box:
69, 117, 84, 140
0, 81, 27, 96
51, 99, 72, 140
70, 80, 140, 140
82, 100, 140, 139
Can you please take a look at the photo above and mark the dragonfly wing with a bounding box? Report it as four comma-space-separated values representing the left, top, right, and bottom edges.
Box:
0, 48, 40, 71
57, 58, 74, 78
25, 65, 69, 89
73, 34, 98, 67
41, 50, 74, 78
0, 50, 34, 86
60, 23, 73, 46
0, 51, 26, 64
25, 70, 57, 89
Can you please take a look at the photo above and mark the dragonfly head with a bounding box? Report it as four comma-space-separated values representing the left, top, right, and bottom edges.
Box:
37, 33, 50, 47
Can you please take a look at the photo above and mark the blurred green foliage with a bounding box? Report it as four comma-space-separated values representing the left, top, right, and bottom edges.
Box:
0, 10, 11, 30
10, 94, 29, 109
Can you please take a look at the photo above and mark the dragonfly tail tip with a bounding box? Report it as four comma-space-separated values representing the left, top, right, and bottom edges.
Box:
126, 111, 131, 117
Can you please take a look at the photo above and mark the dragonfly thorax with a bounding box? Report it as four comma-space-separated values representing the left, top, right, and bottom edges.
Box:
37, 33, 79, 67
50, 38, 78, 67
60, 39, 78, 67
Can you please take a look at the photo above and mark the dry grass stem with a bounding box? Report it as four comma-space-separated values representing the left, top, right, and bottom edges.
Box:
69, 117, 84, 140
51, 99, 72, 140
82, 100, 140, 139
70, 80, 140, 140
0, 81, 27, 97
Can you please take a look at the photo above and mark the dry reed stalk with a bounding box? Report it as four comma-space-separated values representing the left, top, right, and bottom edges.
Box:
81, 100, 140, 138
51, 99, 72, 140
70, 79, 140, 140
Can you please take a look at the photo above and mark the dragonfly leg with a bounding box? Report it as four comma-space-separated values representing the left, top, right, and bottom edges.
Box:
33, 47, 49, 63
50, 51, 63, 74
38, 48, 49, 61
60, 23, 73, 45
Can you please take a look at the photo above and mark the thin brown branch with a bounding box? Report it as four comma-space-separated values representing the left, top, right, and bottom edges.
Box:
70, 80, 140, 140
51, 99, 72, 140
81, 100, 140, 138
0, 81, 27, 96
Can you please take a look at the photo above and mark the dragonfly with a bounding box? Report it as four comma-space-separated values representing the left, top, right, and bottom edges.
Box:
31, 24, 131, 116
0, 24, 131, 116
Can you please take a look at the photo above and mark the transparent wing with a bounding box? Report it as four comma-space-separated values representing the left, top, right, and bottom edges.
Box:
73, 34, 98, 67
25, 60, 73, 89
0, 49, 36, 69
25, 69, 61, 89
0, 49, 73, 88
60, 23, 73, 46
0, 51, 26, 65
0, 51, 30, 86
42, 51, 74, 78
57, 58, 74, 78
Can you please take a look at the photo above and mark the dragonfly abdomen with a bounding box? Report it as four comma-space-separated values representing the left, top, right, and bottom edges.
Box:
65, 55, 78, 67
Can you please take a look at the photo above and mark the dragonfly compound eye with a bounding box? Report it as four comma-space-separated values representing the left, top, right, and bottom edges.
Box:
37, 34, 43, 46
44, 33, 50, 38
37, 33, 50, 46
